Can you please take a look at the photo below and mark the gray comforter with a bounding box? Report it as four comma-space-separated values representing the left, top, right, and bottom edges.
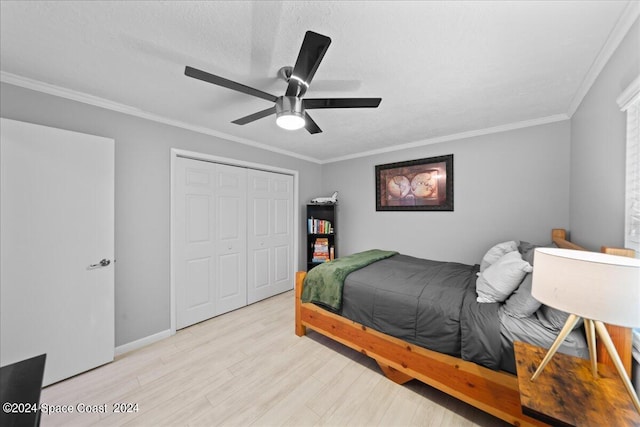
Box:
339, 254, 503, 370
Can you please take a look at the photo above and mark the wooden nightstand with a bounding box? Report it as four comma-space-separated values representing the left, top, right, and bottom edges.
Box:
514, 341, 640, 427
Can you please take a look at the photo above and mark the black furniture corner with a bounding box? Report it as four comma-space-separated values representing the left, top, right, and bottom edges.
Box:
0, 354, 47, 427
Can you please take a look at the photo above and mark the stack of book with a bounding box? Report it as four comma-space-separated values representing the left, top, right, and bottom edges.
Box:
312, 238, 331, 262
307, 217, 333, 234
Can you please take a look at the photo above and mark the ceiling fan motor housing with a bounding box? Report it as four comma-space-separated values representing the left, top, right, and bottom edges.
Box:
276, 96, 304, 117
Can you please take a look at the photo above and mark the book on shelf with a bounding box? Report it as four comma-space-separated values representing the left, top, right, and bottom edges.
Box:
307, 217, 333, 234
312, 237, 332, 262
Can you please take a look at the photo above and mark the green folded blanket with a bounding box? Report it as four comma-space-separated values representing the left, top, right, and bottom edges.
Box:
301, 249, 398, 310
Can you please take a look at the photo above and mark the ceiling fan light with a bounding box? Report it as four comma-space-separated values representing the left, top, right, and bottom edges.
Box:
276, 113, 305, 130
275, 96, 305, 130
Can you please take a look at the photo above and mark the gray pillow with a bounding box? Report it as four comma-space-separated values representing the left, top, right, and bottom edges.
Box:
503, 273, 541, 318
480, 240, 519, 272
517, 240, 556, 266
536, 304, 583, 331
476, 251, 533, 303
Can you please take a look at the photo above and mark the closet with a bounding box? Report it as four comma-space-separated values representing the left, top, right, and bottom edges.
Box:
174, 156, 294, 329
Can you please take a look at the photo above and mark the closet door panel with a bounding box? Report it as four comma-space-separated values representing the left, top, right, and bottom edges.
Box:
250, 193, 271, 294
247, 170, 293, 303
274, 245, 290, 283
218, 253, 241, 297
252, 248, 271, 289
270, 174, 293, 295
274, 198, 290, 235
186, 257, 212, 307
214, 165, 248, 315
252, 198, 270, 236
175, 158, 217, 328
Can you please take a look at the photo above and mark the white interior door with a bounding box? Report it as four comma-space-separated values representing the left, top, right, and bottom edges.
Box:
175, 158, 247, 329
247, 169, 294, 304
0, 118, 115, 386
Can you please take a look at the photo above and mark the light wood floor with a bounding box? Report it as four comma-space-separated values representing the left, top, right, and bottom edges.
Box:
40, 291, 510, 426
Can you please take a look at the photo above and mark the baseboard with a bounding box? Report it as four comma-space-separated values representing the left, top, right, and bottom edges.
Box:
115, 329, 172, 356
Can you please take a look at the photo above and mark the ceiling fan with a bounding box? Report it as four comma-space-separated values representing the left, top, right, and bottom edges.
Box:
184, 31, 381, 134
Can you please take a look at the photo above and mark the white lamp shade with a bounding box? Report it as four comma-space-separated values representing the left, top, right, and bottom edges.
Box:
531, 248, 640, 327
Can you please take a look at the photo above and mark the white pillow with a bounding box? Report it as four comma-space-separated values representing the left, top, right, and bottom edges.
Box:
479, 240, 519, 272
476, 251, 533, 303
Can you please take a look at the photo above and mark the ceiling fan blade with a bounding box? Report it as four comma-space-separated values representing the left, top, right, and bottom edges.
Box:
185, 66, 278, 103
285, 31, 331, 97
231, 106, 277, 125
304, 112, 322, 134
304, 98, 382, 109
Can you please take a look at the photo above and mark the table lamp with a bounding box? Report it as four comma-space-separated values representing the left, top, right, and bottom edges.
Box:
530, 247, 640, 413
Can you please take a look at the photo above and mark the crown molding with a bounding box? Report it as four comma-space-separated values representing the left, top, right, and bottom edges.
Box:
617, 74, 640, 111
0, 71, 596, 166
0, 71, 321, 164
567, 1, 640, 116
0, 71, 571, 165
321, 114, 570, 164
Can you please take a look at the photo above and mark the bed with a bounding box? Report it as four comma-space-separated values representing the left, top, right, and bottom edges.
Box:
294, 229, 635, 426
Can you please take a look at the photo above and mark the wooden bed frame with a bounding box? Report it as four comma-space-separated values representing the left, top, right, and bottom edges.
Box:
294, 229, 635, 426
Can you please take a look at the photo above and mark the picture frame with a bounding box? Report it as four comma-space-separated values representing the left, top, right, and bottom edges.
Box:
375, 154, 453, 211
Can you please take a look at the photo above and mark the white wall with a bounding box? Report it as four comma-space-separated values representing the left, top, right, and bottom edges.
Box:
569, 18, 640, 250
322, 121, 571, 265
0, 82, 323, 347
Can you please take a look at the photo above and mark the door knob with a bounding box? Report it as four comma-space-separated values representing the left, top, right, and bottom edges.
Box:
88, 259, 111, 269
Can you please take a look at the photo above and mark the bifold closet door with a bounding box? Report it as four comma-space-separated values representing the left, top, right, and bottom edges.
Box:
247, 169, 294, 304
175, 158, 247, 329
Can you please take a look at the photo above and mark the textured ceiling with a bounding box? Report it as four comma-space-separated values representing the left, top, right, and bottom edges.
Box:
0, 1, 637, 163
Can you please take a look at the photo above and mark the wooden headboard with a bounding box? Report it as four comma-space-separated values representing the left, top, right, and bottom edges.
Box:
551, 228, 636, 375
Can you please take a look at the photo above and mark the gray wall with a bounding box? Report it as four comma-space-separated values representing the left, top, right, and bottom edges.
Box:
321, 18, 640, 264
0, 83, 323, 346
322, 121, 571, 265
569, 19, 640, 251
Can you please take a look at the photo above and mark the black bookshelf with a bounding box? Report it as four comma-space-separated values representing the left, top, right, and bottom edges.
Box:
306, 203, 336, 270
